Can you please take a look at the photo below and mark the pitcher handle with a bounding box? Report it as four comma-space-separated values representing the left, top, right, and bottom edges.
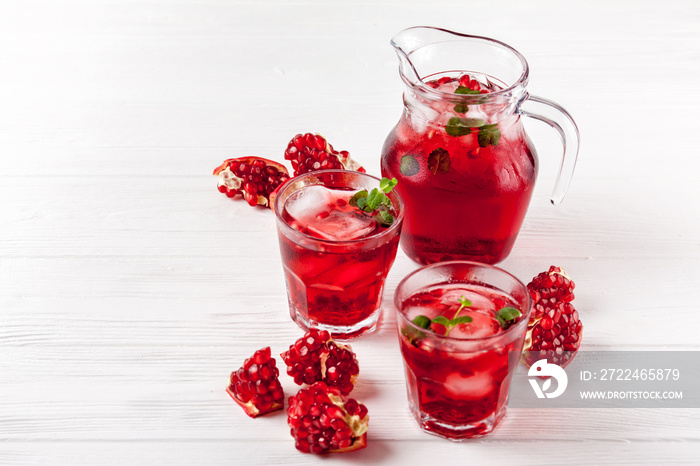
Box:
517, 95, 580, 205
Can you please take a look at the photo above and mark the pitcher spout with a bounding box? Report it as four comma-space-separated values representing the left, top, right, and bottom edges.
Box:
389, 26, 433, 90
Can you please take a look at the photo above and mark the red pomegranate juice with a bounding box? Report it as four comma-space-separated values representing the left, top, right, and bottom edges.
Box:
398, 282, 526, 439
381, 72, 537, 264
277, 182, 401, 339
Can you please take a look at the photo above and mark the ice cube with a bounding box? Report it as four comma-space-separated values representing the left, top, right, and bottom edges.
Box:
447, 310, 502, 339
284, 185, 333, 225
285, 185, 378, 241
443, 371, 495, 400
306, 208, 378, 241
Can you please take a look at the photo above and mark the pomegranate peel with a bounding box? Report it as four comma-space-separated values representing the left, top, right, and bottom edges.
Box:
226, 346, 285, 418
281, 329, 359, 396
214, 156, 290, 208
287, 381, 369, 454
522, 266, 583, 369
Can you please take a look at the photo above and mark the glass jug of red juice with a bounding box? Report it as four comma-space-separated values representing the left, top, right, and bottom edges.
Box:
381, 27, 579, 264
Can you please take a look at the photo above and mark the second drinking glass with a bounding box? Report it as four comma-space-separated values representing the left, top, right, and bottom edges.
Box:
394, 261, 532, 439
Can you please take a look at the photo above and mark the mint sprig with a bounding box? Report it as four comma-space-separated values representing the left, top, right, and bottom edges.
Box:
407, 299, 523, 341
349, 177, 398, 227
411, 295, 473, 337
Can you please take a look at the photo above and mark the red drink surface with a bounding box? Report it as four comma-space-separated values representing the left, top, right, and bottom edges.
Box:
278, 185, 400, 338
381, 72, 537, 264
399, 283, 525, 438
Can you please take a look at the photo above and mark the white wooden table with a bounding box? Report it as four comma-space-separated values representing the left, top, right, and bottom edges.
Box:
2, 1, 699, 464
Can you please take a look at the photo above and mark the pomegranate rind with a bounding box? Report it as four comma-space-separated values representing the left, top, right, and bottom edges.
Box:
268, 179, 291, 213
335, 150, 366, 173
213, 156, 290, 208
212, 156, 288, 176
226, 385, 283, 418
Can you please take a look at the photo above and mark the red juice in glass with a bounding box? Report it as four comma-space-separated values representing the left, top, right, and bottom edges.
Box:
394, 261, 531, 439
274, 170, 403, 340
381, 72, 537, 265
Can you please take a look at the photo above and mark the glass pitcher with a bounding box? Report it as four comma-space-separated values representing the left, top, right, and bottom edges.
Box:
381, 27, 579, 264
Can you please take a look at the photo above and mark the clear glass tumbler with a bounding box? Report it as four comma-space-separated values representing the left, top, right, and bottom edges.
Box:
275, 170, 404, 339
394, 261, 532, 439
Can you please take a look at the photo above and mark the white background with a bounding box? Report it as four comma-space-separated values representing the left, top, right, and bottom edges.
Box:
2, 0, 699, 464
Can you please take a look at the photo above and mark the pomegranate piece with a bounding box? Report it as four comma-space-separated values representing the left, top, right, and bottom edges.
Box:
287, 382, 369, 454
522, 266, 583, 368
213, 156, 290, 208
281, 329, 359, 396
284, 133, 365, 177
527, 265, 575, 303
226, 347, 285, 418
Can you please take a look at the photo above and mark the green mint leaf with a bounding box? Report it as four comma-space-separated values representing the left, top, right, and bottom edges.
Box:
495, 307, 522, 330
400, 155, 420, 176
430, 313, 472, 336
375, 209, 394, 227
364, 188, 384, 211
380, 177, 398, 193
445, 117, 472, 137
462, 118, 486, 127
401, 325, 425, 346
450, 315, 473, 326
453, 103, 468, 114
427, 148, 450, 174
348, 190, 368, 208
451, 295, 472, 319
349, 178, 398, 227
412, 315, 432, 329
430, 316, 451, 327
478, 124, 501, 147
491, 129, 501, 146
454, 86, 482, 95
